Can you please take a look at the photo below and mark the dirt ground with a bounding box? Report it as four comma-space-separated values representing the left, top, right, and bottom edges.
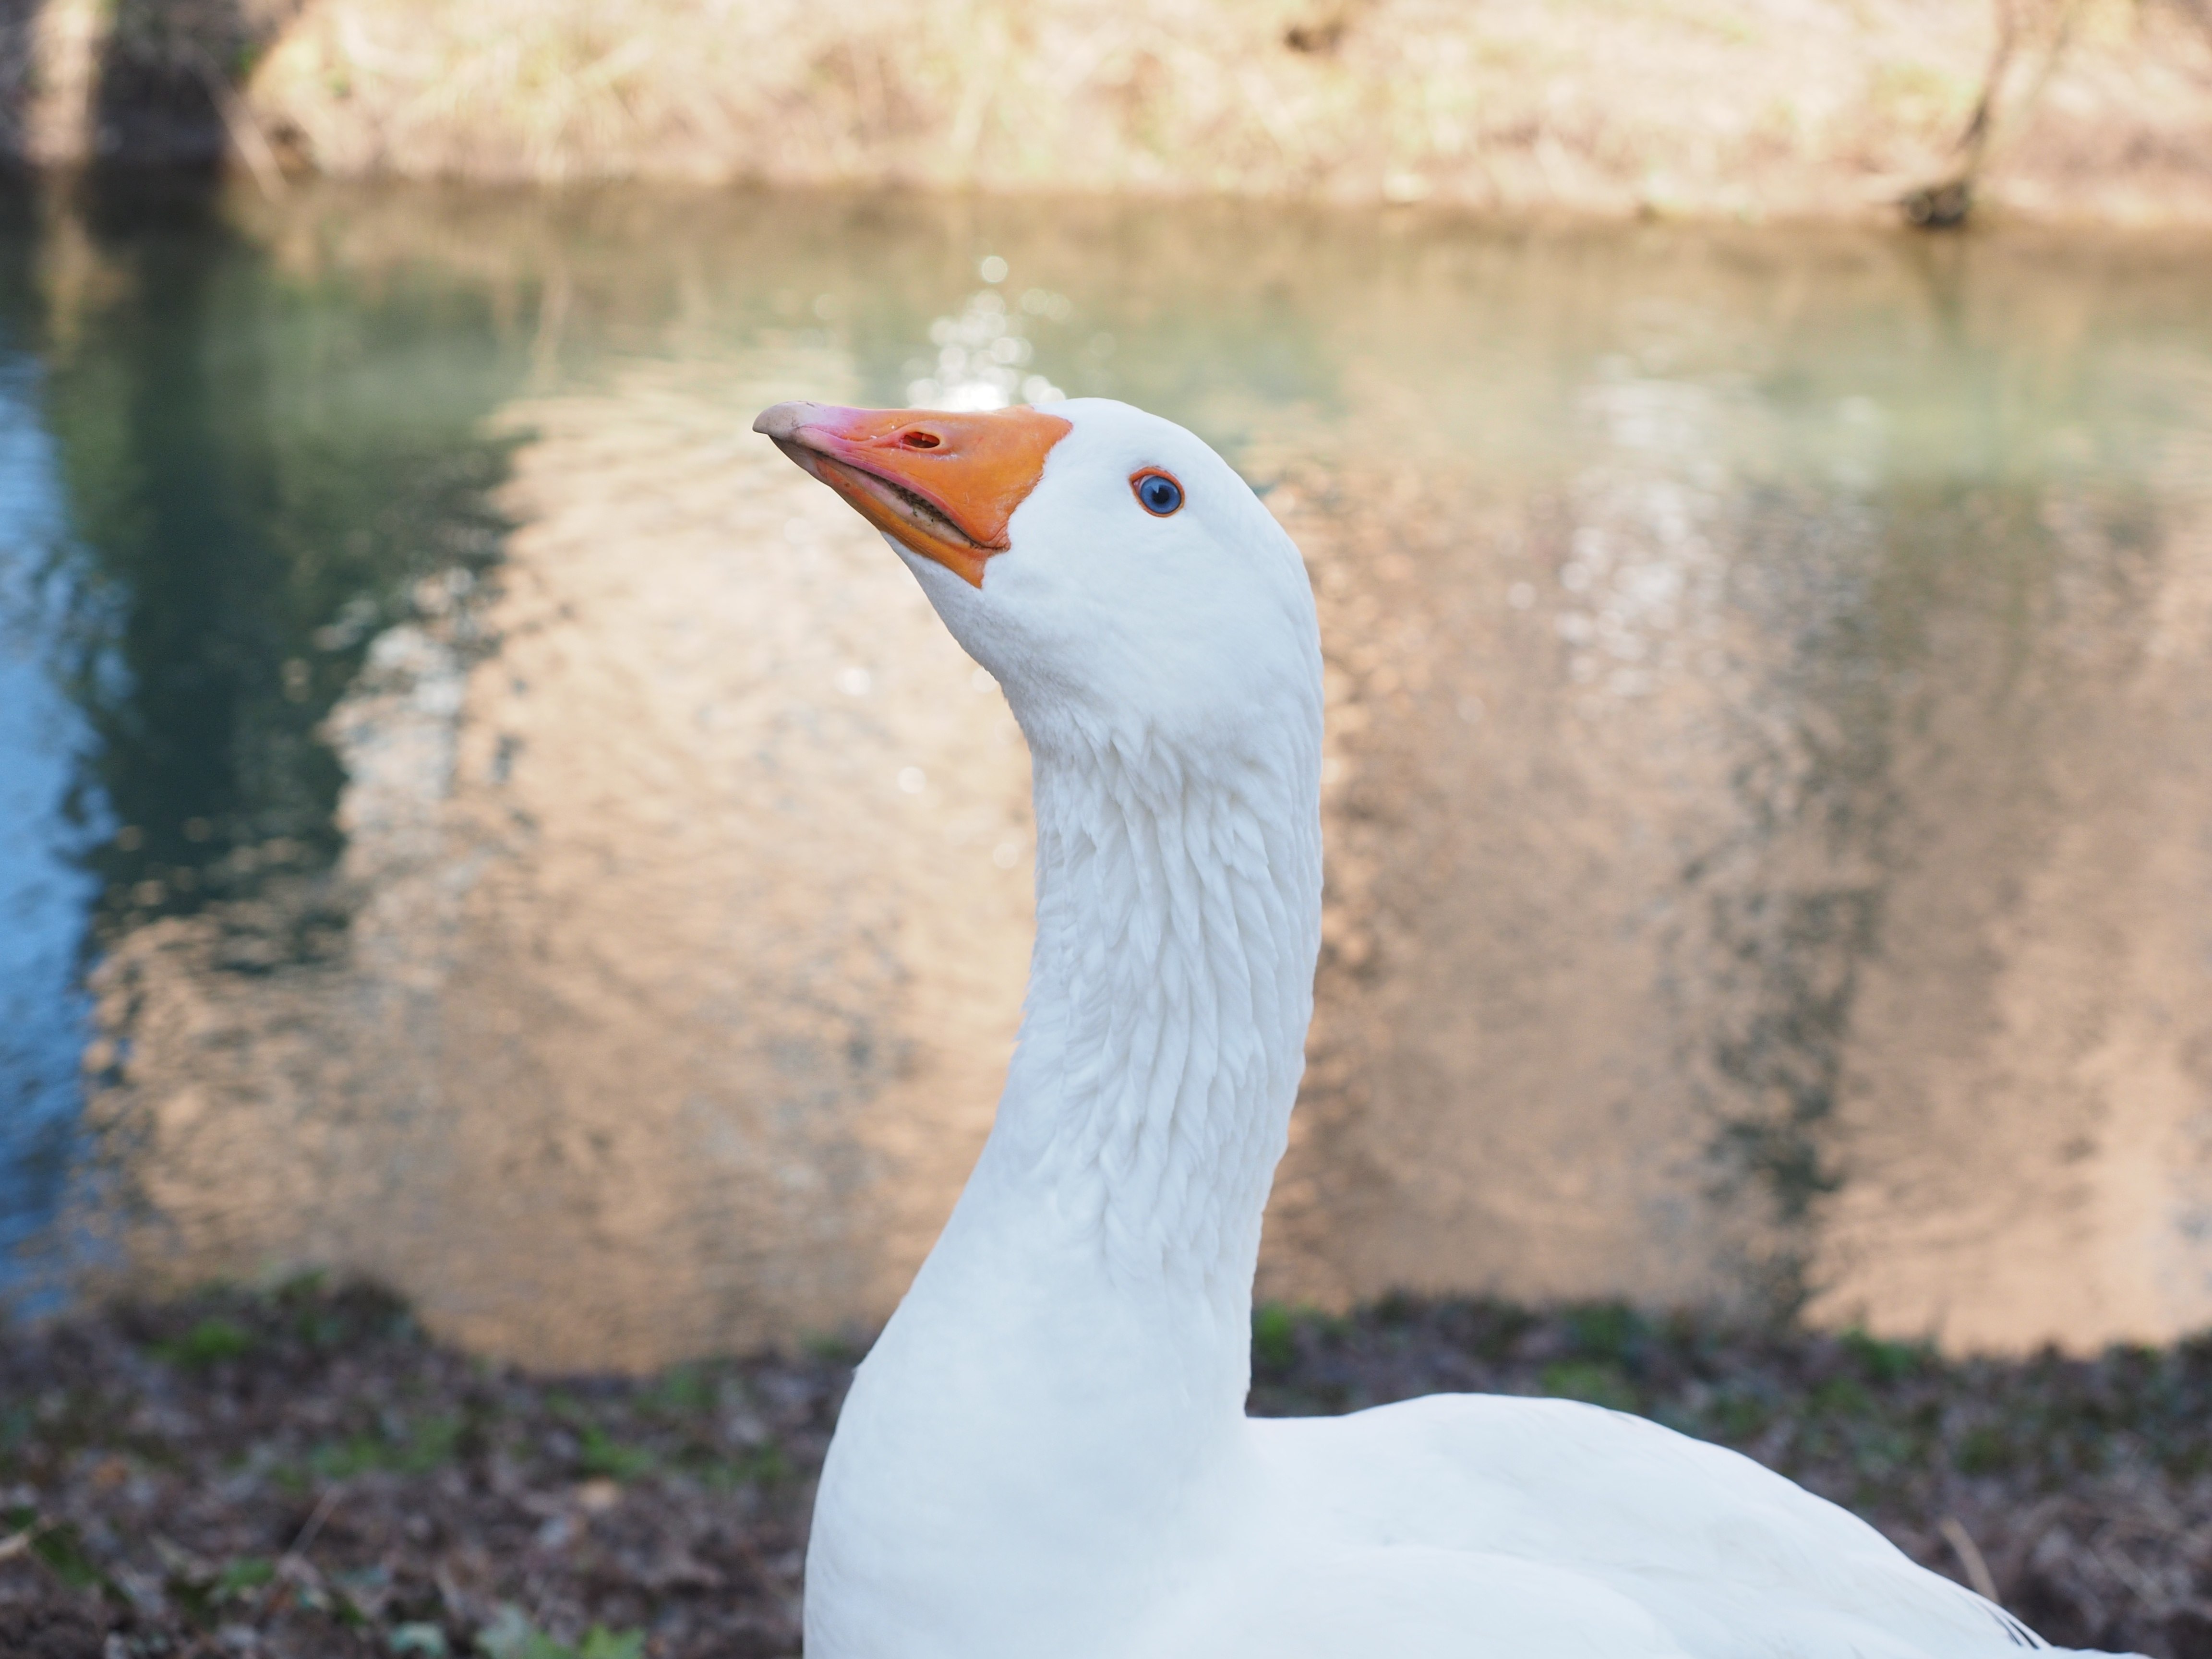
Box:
3, 1280, 2210, 1658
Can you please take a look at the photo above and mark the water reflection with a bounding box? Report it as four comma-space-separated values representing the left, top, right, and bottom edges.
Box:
0, 360, 105, 1301
0, 183, 2207, 1364
44, 175, 522, 936
0, 173, 529, 1299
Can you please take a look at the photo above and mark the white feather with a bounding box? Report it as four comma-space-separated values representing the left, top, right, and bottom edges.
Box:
788, 399, 2141, 1659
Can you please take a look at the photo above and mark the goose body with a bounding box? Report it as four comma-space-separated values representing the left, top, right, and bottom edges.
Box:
753, 396, 2132, 1659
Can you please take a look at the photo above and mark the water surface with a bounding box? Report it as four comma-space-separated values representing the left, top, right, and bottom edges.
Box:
2, 179, 2208, 1362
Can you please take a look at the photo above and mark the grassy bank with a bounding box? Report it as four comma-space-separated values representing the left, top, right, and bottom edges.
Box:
5, 1, 2211, 222
2, 1281, 2209, 1657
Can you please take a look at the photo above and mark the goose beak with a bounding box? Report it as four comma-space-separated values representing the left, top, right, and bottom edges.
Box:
753, 401, 1073, 588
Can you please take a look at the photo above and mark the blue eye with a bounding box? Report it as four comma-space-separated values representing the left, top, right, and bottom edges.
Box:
1132, 470, 1183, 516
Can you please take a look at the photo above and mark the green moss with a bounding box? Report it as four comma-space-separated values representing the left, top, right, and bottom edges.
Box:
1840, 1330, 1928, 1383
0, 1403, 30, 1471
575, 1425, 656, 1483
1539, 1360, 1640, 1414
308, 1413, 461, 1479
156, 1318, 255, 1370
692, 1442, 789, 1492
1954, 1423, 2015, 1476
1809, 1375, 1875, 1418
1563, 1304, 1649, 1365
3, 1509, 111, 1594
1699, 1385, 1775, 1441
477, 1607, 644, 1659
214, 1556, 277, 1599
649, 1364, 716, 1418
1252, 1303, 1298, 1375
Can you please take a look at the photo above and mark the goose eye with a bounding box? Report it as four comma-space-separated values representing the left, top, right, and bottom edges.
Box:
1131, 469, 1184, 516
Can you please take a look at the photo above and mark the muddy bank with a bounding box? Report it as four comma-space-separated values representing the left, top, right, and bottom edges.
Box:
3, 1280, 2211, 1658
5, 1, 2212, 224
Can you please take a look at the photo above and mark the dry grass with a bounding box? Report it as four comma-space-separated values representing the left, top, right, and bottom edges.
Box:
222, 0, 2212, 219
0, 0, 2203, 218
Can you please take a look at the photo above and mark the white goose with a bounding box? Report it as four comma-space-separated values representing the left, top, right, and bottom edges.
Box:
753, 397, 2131, 1659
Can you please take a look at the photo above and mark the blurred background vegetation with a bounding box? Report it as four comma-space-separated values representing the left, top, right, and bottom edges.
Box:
0, 0, 2207, 221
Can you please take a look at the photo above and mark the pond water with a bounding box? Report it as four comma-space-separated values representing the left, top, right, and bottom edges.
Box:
0, 176, 2207, 1365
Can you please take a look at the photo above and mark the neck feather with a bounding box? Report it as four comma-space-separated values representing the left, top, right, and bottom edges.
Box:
974, 726, 1322, 1302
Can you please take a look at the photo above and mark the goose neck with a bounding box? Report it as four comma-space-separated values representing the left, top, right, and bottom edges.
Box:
978, 732, 1322, 1301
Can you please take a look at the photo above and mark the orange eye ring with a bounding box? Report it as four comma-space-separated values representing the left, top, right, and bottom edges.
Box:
1130, 468, 1184, 517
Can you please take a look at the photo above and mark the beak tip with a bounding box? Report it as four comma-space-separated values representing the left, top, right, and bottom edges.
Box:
753, 401, 810, 441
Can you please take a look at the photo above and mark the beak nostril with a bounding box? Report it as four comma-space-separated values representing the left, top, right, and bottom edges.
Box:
901, 430, 942, 450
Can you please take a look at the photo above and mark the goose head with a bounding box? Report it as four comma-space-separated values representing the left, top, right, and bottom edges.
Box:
753, 397, 1320, 768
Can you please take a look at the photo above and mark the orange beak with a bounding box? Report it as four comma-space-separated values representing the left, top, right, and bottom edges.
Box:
753, 401, 1073, 588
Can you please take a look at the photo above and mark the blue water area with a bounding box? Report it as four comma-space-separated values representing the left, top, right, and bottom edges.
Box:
0, 359, 108, 1306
